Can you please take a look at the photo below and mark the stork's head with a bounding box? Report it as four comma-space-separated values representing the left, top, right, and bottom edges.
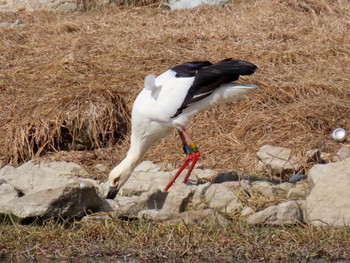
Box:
106, 163, 133, 199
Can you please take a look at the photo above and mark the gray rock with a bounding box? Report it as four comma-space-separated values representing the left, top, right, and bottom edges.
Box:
0, 19, 23, 27
253, 181, 292, 199
134, 160, 160, 173
160, 183, 194, 215
0, 161, 91, 195
107, 189, 167, 217
332, 146, 350, 162
94, 163, 108, 172
247, 201, 302, 225
0, 183, 18, 203
205, 182, 243, 213
257, 145, 301, 176
0, 181, 108, 220
0, 0, 78, 12
191, 182, 211, 206
241, 206, 254, 217
193, 169, 216, 183
287, 187, 307, 200
306, 157, 350, 226
118, 170, 172, 196
167, 0, 227, 10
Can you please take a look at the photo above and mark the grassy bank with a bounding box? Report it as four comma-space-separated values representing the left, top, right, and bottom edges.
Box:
1, 216, 350, 261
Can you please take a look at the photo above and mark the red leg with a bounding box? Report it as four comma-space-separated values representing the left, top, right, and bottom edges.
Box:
163, 128, 200, 192
182, 150, 200, 184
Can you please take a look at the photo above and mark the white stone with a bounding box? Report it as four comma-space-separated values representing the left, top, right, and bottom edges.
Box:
247, 201, 302, 225
161, 183, 194, 215
256, 145, 301, 175
134, 160, 160, 173
0, 181, 108, 220
306, 157, 350, 226
0, 161, 91, 195
0, 183, 18, 203
253, 181, 292, 199
241, 206, 254, 217
167, 0, 227, 10
287, 188, 307, 200
332, 146, 350, 162
119, 170, 172, 196
205, 182, 242, 213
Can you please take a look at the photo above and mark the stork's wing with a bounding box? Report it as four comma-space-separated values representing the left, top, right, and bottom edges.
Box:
171, 58, 258, 118
171, 61, 213, 77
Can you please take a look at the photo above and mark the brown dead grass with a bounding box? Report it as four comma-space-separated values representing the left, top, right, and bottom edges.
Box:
0, 0, 350, 177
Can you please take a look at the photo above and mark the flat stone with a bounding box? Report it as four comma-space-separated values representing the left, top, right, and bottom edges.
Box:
0, 181, 108, 221
118, 170, 172, 197
332, 146, 350, 162
256, 145, 301, 176
247, 201, 302, 225
0, 161, 90, 195
253, 181, 292, 199
287, 188, 307, 200
134, 161, 160, 173
161, 183, 194, 215
0, 183, 18, 203
306, 157, 350, 226
205, 182, 242, 213
167, 0, 228, 10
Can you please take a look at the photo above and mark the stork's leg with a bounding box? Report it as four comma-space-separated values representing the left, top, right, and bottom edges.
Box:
163, 128, 200, 192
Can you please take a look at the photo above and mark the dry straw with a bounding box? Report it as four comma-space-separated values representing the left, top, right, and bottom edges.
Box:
0, 0, 349, 176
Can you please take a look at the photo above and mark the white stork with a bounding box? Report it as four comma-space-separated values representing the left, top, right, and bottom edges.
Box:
107, 58, 257, 199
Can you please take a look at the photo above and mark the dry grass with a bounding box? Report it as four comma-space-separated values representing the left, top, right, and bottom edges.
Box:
0, 217, 349, 261
1, 0, 350, 177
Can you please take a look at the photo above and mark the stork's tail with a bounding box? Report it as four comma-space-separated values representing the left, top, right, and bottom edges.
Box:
217, 58, 258, 76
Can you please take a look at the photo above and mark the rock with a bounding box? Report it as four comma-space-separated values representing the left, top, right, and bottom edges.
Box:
0, 181, 109, 221
247, 201, 302, 225
191, 182, 211, 206
160, 183, 194, 215
0, 161, 91, 195
308, 157, 350, 190
0, 19, 23, 27
134, 161, 160, 173
256, 145, 301, 176
194, 169, 216, 183
241, 206, 254, 217
163, 209, 230, 226
167, 0, 227, 10
205, 182, 243, 213
94, 163, 107, 172
332, 146, 350, 162
287, 187, 307, 200
107, 189, 168, 218
0, 0, 78, 12
118, 170, 172, 196
253, 181, 293, 199
0, 183, 19, 203
306, 157, 350, 226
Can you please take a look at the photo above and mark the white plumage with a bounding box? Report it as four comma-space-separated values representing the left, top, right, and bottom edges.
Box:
107, 58, 257, 199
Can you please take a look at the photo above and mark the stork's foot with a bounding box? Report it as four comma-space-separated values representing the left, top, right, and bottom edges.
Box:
163, 144, 200, 192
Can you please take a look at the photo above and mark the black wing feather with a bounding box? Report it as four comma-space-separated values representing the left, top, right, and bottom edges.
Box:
171, 58, 257, 118
171, 61, 212, 77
